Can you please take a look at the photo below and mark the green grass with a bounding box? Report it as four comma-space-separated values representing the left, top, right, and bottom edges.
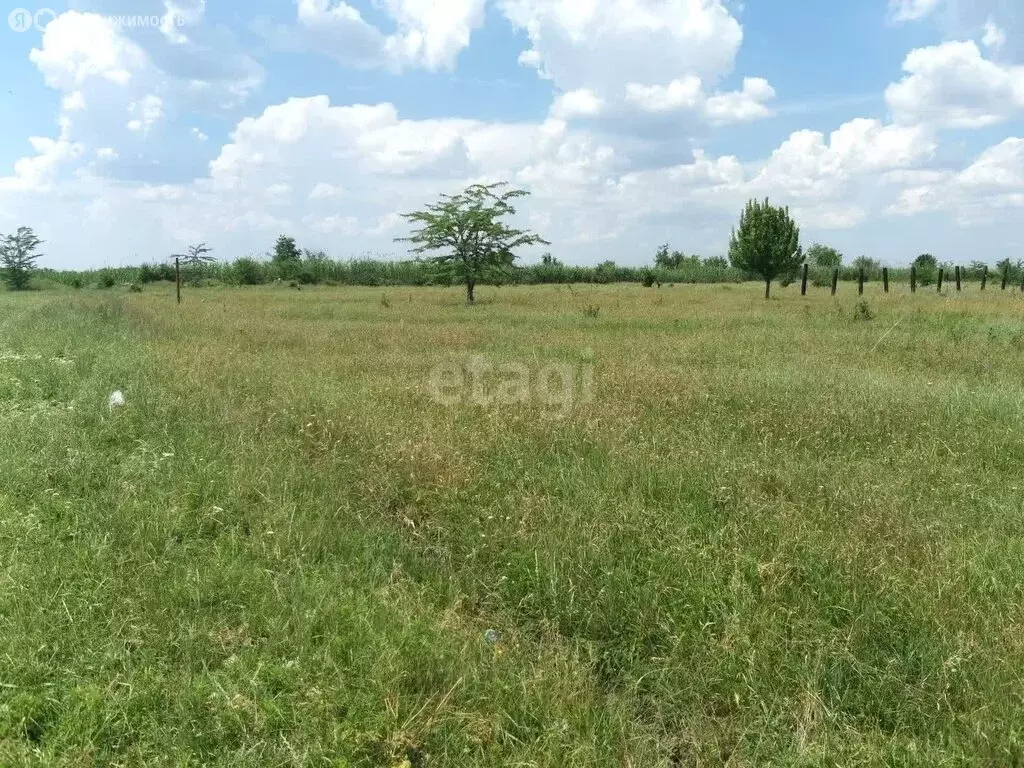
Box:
2, 282, 1024, 766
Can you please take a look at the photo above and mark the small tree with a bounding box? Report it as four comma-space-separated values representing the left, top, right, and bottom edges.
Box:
1, 227, 43, 291
806, 243, 843, 269
852, 255, 881, 279
728, 198, 802, 299
914, 253, 938, 286
397, 182, 548, 304
274, 236, 301, 264
177, 242, 214, 267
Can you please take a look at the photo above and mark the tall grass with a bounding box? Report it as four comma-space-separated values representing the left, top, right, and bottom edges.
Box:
2, 283, 1024, 764
40, 255, 747, 290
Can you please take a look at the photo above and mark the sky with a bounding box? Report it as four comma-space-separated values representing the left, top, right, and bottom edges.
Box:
0, 0, 1022, 269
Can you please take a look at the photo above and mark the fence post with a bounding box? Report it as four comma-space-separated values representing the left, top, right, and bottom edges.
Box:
937, 268, 944, 292
955, 265, 962, 292
831, 269, 839, 296
858, 267, 865, 295
175, 257, 181, 305
1003, 265, 1010, 290
981, 265, 988, 291
883, 267, 889, 293
801, 263, 808, 296
911, 265, 917, 293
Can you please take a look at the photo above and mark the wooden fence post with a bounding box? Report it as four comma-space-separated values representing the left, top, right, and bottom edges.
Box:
858, 267, 865, 295
1003, 264, 1010, 290
981, 265, 988, 291
801, 263, 808, 296
937, 268, 944, 293
831, 269, 839, 296
955, 265, 962, 292
175, 257, 181, 305
883, 267, 889, 293
910, 265, 917, 293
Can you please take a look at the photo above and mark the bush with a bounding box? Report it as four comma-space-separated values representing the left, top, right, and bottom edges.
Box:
232, 257, 270, 286
98, 271, 116, 289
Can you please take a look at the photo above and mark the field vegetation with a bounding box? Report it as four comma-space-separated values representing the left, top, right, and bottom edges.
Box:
2, 282, 1024, 765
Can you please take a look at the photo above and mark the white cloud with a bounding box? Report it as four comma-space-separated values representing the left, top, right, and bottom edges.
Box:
705, 77, 777, 124
96, 147, 118, 160
890, 137, 1024, 223
551, 88, 605, 119
886, 41, 1024, 128
191, 127, 208, 141
126, 95, 165, 134
625, 76, 703, 112
0, 132, 84, 192
624, 75, 775, 125
30, 11, 146, 88
161, 0, 206, 44
501, 0, 744, 94
309, 182, 344, 199
982, 18, 1006, 50
889, 0, 943, 22
291, 0, 485, 71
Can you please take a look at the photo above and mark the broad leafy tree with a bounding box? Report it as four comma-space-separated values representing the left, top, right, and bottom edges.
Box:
398, 182, 548, 304
0, 227, 43, 291
806, 243, 843, 269
728, 198, 803, 299
274, 236, 301, 264
914, 253, 938, 285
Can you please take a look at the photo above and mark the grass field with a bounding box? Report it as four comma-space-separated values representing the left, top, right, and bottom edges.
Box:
2, 282, 1024, 766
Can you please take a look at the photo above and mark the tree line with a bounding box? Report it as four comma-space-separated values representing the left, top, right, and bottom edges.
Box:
4, 185, 1023, 299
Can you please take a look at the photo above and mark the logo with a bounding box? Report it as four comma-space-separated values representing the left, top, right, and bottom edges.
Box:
8, 7, 56, 32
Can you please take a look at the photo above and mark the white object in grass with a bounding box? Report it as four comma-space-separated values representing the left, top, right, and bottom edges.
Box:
108, 390, 126, 410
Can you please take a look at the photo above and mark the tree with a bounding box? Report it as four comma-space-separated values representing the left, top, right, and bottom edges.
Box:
914, 253, 938, 285
0, 227, 43, 291
702, 256, 729, 270
274, 236, 301, 264
175, 242, 214, 267
806, 243, 843, 269
397, 182, 548, 304
852, 255, 881, 278
728, 198, 802, 299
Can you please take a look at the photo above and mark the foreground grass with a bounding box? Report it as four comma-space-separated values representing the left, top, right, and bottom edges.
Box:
2, 282, 1024, 766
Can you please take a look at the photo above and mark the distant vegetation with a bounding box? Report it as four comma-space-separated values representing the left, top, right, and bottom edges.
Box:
5, 191, 1024, 294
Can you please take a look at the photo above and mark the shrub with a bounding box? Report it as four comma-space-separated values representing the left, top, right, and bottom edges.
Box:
98, 271, 116, 289
854, 300, 874, 322
232, 257, 269, 286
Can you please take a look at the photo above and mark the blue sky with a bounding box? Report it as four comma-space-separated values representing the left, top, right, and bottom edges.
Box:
1, 0, 1022, 269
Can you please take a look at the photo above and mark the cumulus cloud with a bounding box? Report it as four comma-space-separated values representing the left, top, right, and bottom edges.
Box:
982, 18, 1006, 50
550, 88, 605, 119
886, 41, 1024, 128
890, 137, 1024, 223
281, 0, 486, 71
501, 0, 744, 92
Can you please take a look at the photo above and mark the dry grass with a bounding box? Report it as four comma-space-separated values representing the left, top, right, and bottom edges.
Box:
1, 281, 1024, 765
